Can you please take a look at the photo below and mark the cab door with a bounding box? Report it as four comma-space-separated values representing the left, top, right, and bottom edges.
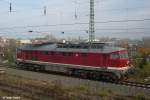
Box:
102, 54, 109, 68
22, 50, 26, 60
109, 52, 120, 67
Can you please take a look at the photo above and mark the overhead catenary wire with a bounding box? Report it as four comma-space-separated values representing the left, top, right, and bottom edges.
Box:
0, 0, 10, 3
0, 18, 150, 30
0, 27, 150, 35
0, 0, 150, 39
0, 2, 150, 16
0, 0, 150, 15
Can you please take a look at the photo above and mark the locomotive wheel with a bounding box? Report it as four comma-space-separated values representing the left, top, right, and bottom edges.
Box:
111, 75, 119, 82
80, 72, 88, 79
124, 75, 128, 80
121, 74, 128, 80
99, 72, 119, 82
90, 72, 100, 80
72, 70, 88, 79
104, 74, 111, 81
16, 63, 23, 69
67, 69, 74, 76
72, 70, 80, 77
34, 65, 41, 71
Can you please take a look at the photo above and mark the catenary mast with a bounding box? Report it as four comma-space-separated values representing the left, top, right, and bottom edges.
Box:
89, 0, 95, 43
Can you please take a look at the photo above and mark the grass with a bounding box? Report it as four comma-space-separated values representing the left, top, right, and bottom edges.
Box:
0, 74, 150, 100
129, 61, 150, 82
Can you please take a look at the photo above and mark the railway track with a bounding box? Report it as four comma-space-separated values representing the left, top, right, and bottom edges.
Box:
116, 81, 150, 89
1, 63, 150, 90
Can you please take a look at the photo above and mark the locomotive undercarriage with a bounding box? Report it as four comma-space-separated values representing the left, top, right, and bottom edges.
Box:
16, 59, 128, 82
70, 69, 120, 81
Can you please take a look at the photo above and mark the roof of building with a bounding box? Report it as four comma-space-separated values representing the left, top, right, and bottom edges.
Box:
18, 42, 125, 53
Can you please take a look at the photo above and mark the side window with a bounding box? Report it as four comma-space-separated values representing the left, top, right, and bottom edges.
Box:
120, 52, 129, 59
62, 52, 66, 56
111, 53, 119, 59
68, 53, 73, 56
17, 49, 21, 53
44, 51, 49, 55
51, 52, 55, 55
81, 53, 87, 57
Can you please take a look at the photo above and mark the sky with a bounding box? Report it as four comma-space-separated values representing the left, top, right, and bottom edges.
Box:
0, 0, 150, 39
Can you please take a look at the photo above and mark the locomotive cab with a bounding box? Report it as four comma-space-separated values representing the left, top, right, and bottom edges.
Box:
109, 50, 132, 80
110, 50, 130, 68
119, 51, 130, 67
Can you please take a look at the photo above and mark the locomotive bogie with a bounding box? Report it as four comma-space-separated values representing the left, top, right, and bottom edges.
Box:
16, 58, 129, 81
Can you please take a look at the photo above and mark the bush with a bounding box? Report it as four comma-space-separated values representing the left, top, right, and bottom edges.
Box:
131, 62, 150, 81
136, 93, 147, 100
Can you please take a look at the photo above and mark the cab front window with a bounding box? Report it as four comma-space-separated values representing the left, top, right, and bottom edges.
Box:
120, 52, 129, 59
110, 53, 119, 59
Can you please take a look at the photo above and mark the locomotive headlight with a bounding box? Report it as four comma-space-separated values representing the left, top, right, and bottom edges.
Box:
127, 61, 129, 65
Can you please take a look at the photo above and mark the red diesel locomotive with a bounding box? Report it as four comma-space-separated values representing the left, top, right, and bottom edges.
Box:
16, 42, 132, 81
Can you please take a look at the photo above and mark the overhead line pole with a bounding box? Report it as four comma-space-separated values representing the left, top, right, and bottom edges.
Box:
89, 0, 95, 44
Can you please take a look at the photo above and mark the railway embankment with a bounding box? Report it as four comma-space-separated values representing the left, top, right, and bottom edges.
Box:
0, 73, 150, 100
0, 66, 150, 100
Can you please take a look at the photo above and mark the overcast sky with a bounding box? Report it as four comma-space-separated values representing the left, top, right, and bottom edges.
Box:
0, 0, 150, 39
